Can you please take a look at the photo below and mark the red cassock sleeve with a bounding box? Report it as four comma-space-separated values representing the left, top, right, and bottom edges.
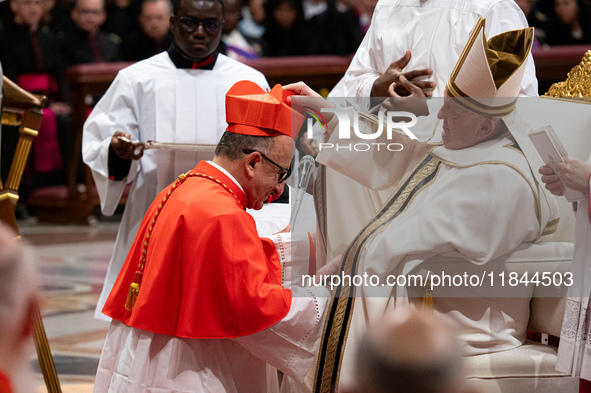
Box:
103, 175, 293, 338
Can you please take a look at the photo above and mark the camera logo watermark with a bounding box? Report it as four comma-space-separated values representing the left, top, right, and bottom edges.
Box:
305, 108, 419, 151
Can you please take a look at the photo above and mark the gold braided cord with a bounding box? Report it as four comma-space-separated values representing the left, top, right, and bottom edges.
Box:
125, 171, 244, 310
141, 171, 244, 266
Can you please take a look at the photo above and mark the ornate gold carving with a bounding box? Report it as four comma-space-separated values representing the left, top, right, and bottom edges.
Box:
544, 50, 591, 99
1, 111, 22, 126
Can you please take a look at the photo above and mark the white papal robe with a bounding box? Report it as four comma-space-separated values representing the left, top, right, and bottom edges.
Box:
556, 154, 591, 381
82, 52, 269, 321
345, 0, 537, 110
314, 116, 549, 391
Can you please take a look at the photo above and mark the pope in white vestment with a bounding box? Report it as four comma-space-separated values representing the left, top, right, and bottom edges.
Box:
82, 48, 269, 321
309, 0, 541, 272
312, 18, 558, 393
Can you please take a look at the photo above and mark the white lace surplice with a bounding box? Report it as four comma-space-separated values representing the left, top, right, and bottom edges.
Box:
556, 156, 591, 380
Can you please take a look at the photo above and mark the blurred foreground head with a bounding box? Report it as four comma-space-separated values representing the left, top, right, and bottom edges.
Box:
0, 224, 38, 393
347, 309, 478, 393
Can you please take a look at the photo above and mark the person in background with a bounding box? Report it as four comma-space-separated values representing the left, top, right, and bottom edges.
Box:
0, 224, 39, 393
59, 0, 122, 66
343, 309, 479, 393
305, 0, 364, 56
217, 0, 263, 60
121, 0, 173, 60
0, 0, 71, 212
262, 0, 326, 56
545, 0, 591, 45
237, 0, 264, 38
540, 156, 591, 393
40, 0, 74, 36
515, 0, 551, 46
347, 0, 376, 34
102, 0, 140, 40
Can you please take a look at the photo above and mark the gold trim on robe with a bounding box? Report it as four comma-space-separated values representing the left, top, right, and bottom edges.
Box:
314, 154, 442, 393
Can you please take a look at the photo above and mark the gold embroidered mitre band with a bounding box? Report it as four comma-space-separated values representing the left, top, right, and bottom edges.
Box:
445, 17, 534, 116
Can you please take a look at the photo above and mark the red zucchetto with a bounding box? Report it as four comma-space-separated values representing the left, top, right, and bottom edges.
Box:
225, 80, 306, 139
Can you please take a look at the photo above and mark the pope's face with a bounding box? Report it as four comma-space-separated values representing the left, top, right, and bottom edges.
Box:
170, 0, 223, 61
248, 136, 294, 210
437, 96, 488, 150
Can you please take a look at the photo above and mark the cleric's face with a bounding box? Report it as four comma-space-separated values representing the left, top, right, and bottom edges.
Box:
71, 0, 106, 34
170, 0, 223, 61
140, 0, 171, 41
247, 136, 294, 210
437, 95, 488, 150
11, 0, 44, 27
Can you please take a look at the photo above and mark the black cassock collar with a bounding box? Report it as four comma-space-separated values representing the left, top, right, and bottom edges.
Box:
167, 42, 219, 70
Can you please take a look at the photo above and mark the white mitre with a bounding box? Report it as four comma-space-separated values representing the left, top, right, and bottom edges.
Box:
441, 17, 559, 241
445, 17, 533, 116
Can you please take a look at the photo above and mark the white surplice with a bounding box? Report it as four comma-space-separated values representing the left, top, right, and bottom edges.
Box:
82, 52, 269, 321
556, 155, 591, 381
344, 0, 537, 111
93, 233, 330, 393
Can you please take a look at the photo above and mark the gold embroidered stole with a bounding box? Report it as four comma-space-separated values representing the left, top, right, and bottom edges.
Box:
314, 164, 328, 253
313, 153, 442, 393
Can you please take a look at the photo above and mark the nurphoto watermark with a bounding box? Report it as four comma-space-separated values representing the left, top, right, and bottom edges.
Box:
302, 106, 419, 152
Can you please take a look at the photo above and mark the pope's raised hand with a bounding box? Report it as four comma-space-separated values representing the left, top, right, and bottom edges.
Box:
284, 81, 337, 140
283, 82, 335, 116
